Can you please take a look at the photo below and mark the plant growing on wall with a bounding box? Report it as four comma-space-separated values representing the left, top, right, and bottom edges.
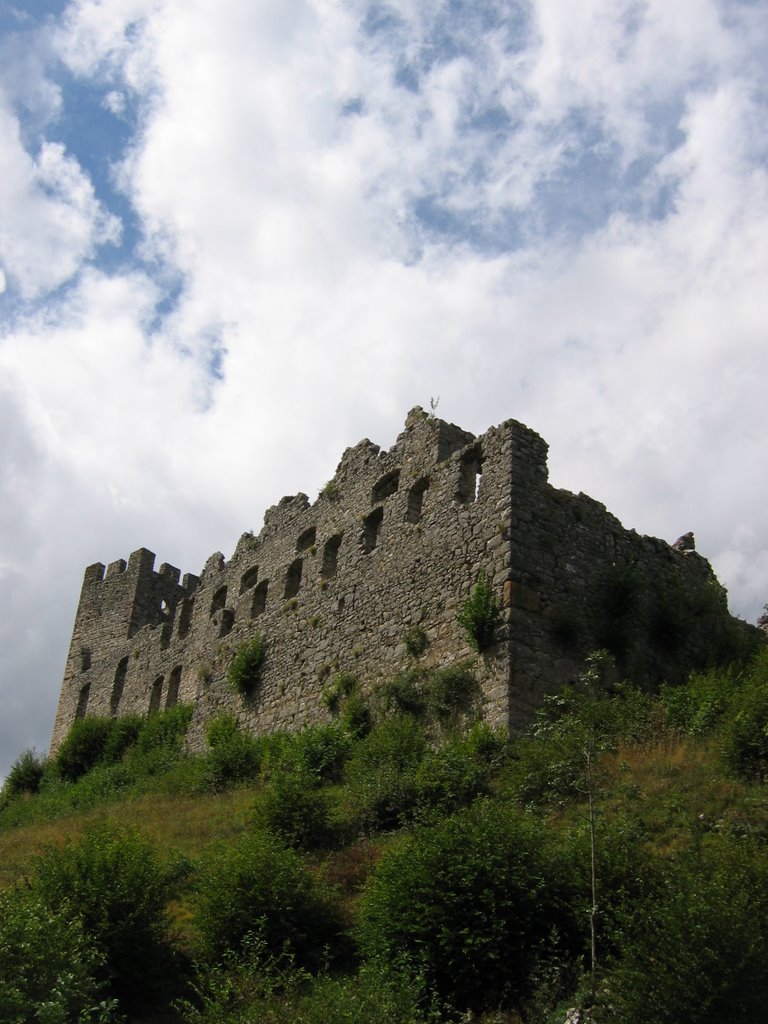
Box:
403, 624, 429, 659
228, 634, 265, 698
458, 571, 502, 653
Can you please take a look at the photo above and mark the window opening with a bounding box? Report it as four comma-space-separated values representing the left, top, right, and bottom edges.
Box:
456, 447, 484, 504
177, 598, 194, 639
210, 586, 227, 615
240, 566, 259, 593
321, 534, 342, 580
372, 469, 400, 503
252, 580, 269, 617
111, 657, 128, 715
75, 683, 90, 720
284, 558, 303, 599
361, 507, 384, 553
80, 647, 91, 671
166, 666, 182, 708
406, 477, 429, 524
149, 676, 164, 713
297, 526, 316, 552
219, 608, 235, 637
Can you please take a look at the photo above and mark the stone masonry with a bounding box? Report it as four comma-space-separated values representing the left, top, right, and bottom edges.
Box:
50, 408, 752, 755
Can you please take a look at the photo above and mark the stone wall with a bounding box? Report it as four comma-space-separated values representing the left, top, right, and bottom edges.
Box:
50, 408, 751, 755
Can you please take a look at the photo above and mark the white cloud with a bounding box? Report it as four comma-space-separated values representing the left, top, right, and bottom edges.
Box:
1, 0, 767, 778
0, 97, 120, 299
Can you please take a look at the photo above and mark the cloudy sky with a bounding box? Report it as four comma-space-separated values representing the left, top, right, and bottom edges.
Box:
1, 0, 766, 781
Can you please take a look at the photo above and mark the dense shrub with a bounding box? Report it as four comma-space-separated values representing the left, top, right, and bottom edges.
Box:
55, 716, 123, 781
228, 634, 266, 697
721, 648, 768, 778
32, 823, 179, 1010
193, 830, 341, 969
410, 740, 490, 820
204, 714, 262, 789
181, 948, 428, 1024
253, 768, 333, 848
0, 887, 118, 1023
378, 663, 478, 724
345, 715, 428, 831
2, 748, 46, 799
358, 800, 578, 1013
662, 666, 740, 736
134, 702, 193, 754
604, 838, 768, 1023
287, 724, 352, 782
457, 570, 502, 652
55, 707, 192, 784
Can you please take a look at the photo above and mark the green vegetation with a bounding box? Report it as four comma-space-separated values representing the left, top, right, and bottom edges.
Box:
4, 647, 768, 1022
403, 623, 429, 658
228, 634, 266, 697
457, 569, 502, 652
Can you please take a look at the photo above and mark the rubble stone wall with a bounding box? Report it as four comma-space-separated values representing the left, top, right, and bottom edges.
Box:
50, 408, 749, 755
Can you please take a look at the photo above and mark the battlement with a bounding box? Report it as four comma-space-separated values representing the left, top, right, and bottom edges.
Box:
50, 408, 752, 755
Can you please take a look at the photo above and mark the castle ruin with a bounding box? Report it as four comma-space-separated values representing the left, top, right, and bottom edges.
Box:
50, 408, 750, 754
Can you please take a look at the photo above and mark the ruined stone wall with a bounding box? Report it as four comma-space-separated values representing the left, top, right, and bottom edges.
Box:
50, 408, 748, 755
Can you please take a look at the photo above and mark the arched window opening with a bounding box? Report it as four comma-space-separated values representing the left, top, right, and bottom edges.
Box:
321, 534, 342, 580
75, 683, 90, 720
210, 586, 227, 616
149, 676, 164, 713
177, 598, 194, 639
297, 526, 316, 552
166, 666, 182, 709
240, 566, 259, 594
111, 657, 128, 716
361, 507, 384, 553
252, 580, 269, 617
284, 558, 303, 599
406, 477, 429, 524
372, 469, 400, 503
456, 447, 484, 504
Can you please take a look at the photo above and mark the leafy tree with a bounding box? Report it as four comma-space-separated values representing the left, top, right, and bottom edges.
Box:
1, 748, 46, 800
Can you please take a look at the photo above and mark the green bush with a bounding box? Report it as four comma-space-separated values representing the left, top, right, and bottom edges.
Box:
2, 748, 46, 800
253, 768, 332, 848
379, 663, 478, 724
423, 662, 478, 723
603, 838, 768, 1023
54, 708, 191, 785
32, 823, 179, 1011
358, 800, 577, 1013
346, 716, 428, 831
662, 666, 740, 736
181, 947, 429, 1024
55, 716, 122, 781
403, 624, 429, 659
720, 648, 768, 779
134, 702, 193, 754
204, 714, 262, 789
457, 570, 502, 653
193, 830, 341, 968
0, 887, 119, 1023
410, 739, 491, 820
340, 691, 372, 739
288, 724, 352, 782
229, 634, 266, 697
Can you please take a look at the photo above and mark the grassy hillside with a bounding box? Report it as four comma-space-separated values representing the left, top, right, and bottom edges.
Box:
3, 646, 768, 1024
